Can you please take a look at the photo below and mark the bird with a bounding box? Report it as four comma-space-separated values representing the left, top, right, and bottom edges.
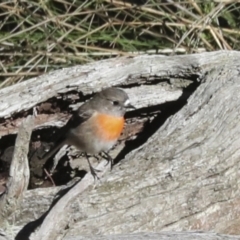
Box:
41, 87, 135, 178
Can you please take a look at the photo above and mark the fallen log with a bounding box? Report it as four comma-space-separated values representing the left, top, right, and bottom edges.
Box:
0, 51, 239, 239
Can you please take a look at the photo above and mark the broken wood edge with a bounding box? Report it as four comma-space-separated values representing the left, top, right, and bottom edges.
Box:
0, 116, 34, 225
30, 160, 111, 240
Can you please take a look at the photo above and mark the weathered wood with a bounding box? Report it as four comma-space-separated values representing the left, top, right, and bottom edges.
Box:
0, 116, 33, 214
31, 160, 111, 240
0, 116, 33, 239
1, 51, 240, 239
63, 232, 240, 240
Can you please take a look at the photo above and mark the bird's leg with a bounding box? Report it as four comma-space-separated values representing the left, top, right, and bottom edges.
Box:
85, 153, 101, 180
93, 154, 101, 163
102, 151, 114, 170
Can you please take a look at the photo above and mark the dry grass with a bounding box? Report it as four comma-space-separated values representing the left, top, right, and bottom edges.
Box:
0, 0, 240, 88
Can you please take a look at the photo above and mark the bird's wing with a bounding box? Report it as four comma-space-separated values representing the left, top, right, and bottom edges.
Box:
63, 102, 96, 131
40, 101, 96, 161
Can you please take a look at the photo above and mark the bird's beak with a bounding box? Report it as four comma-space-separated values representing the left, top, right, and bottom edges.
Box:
126, 103, 136, 109
125, 101, 136, 109
124, 99, 136, 109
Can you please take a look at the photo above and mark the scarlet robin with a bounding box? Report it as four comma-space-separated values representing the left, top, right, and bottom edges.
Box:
41, 87, 135, 178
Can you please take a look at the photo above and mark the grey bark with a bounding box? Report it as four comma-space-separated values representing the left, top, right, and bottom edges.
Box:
0, 51, 240, 239
0, 116, 34, 239
65, 232, 240, 240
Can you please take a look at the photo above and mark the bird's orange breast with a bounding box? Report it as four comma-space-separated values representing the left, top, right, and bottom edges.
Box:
95, 114, 125, 141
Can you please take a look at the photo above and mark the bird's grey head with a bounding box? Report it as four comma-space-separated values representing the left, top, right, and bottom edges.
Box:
94, 87, 135, 116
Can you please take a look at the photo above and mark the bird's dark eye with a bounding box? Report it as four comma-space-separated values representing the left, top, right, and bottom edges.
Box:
112, 101, 119, 105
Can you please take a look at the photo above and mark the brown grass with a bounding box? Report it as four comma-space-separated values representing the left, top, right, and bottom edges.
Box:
0, 0, 240, 88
